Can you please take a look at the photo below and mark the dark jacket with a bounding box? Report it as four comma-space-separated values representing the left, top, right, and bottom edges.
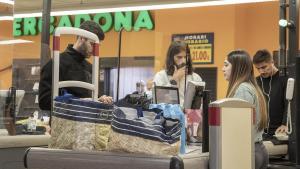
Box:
39, 45, 92, 110
256, 71, 288, 136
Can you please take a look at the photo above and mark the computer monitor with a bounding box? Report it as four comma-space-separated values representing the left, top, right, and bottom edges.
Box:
153, 86, 179, 104
184, 81, 205, 109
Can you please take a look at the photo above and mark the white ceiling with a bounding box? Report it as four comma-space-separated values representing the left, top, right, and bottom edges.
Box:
14, 0, 218, 14
0, 0, 277, 17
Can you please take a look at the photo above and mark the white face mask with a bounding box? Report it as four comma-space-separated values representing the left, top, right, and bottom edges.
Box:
145, 90, 152, 99
136, 86, 141, 93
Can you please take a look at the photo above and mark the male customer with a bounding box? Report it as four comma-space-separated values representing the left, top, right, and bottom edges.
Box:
39, 20, 112, 111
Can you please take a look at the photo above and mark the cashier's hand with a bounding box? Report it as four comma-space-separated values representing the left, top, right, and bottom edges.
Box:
172, 65, 186, 82
98, 95, 113, 104
275, 125, 288, 134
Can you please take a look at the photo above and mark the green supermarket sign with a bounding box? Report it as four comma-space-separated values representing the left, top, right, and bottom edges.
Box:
13, 10, 154, 36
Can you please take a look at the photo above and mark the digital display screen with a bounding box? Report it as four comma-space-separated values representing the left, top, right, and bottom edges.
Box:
154, 86, 179, 104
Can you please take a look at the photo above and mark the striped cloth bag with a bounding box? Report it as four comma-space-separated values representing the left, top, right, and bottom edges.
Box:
107, 107, 182, 155
49, 94, 114, 151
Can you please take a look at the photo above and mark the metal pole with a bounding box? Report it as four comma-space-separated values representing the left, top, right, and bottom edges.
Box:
279, 0, 288, 76
295, 57, 300, 168
40, 0, 52, 124
40, 0, 52, 68
202, 90, 210, 153
116, 28, 124, 101
288, 0, 299, 166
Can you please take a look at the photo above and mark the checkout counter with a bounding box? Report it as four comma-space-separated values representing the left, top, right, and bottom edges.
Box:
0, 133, 50, 169
0, 87, 290, 169
24, 98, 259, 169
0, 84, 289, 169
0, 89, 50, 169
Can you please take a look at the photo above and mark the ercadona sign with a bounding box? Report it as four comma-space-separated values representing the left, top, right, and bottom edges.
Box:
13, 10, 154, 37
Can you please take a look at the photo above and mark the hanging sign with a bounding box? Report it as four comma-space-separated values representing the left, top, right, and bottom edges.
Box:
172, 33, 214, 64
13, 10, 154, 36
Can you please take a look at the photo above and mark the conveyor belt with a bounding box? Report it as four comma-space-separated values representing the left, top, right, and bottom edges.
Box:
24, 146, 209, 169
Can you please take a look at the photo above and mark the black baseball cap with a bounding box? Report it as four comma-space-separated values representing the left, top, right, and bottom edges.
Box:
79, 20, 105, 41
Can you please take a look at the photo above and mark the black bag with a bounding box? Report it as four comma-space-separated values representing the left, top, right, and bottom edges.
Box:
115, 94, 151, 110
4, 87, 16, 135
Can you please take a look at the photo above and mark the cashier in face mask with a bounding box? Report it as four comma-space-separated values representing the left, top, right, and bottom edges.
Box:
153, 41, 202, 106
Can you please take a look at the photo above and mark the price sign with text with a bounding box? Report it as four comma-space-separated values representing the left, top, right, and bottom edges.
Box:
172, 33, 214, 64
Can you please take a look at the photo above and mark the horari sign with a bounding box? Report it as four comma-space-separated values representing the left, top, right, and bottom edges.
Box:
172, 33, 214, 64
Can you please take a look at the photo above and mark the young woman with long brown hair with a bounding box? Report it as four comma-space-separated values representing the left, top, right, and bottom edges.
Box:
222, 49, 268, 169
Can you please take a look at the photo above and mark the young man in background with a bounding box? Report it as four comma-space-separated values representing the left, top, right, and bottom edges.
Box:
253, 49, 288, 138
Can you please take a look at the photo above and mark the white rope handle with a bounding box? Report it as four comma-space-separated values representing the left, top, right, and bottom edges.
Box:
286, 101, 292, 135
